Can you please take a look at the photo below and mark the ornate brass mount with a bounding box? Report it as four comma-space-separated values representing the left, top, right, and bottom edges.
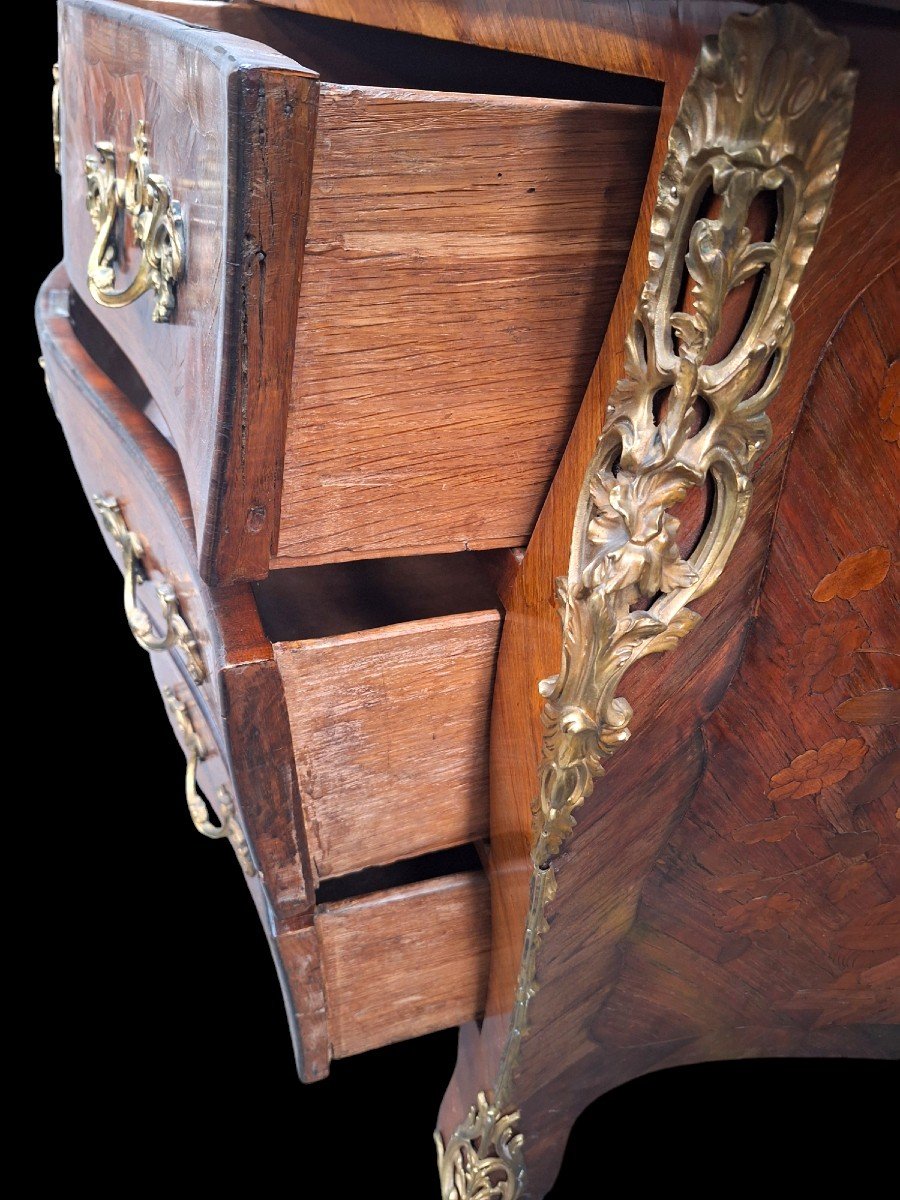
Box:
51, 64, 60, 173
436, 1093, 525, 1200
84, 121, 185, 322
163, 688, 257, 877
438, 6, 856, 1197
93, 495, 205, 683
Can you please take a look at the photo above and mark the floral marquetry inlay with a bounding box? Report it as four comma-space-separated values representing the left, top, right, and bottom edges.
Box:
786, 616, 869, 695
812, 547, 892, 603
767, 737, 869, 802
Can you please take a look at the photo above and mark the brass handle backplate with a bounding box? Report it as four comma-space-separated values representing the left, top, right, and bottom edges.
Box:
93, 495, 205, 683
84, 121, 185, 322
164, 688, 257, 877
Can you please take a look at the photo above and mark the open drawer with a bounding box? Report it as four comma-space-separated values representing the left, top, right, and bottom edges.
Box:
37, 265, 492, 1079
57, 0, 658, 582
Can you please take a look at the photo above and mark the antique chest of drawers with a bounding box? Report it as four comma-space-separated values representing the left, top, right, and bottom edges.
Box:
44, 0, 660, 1082
41, 1, 898, 1196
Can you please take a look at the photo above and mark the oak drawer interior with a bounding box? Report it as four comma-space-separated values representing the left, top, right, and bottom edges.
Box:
255, 551, 504, 881
275, 13, 660, 565
316, 870, 491, 1059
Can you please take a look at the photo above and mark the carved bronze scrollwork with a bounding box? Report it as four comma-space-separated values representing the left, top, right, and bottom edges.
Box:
84, 121, 185, 322
435, 1093, 525, 1200
439, 7, 857, 1196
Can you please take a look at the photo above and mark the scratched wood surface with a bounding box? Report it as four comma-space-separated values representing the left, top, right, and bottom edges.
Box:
276, 89, 657, 565
276, 610, 500, 879
59, 0, 316, 583
316, 872, 491, 1058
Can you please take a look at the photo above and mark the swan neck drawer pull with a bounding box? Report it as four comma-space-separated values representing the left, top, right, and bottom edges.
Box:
93, 495, 205, 683
84, 121, 185, 322
164, 689, 257, 877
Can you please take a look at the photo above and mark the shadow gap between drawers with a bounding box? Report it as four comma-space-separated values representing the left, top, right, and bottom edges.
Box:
238, 9, 663, 106
253, 551, 505, 640
315, 842, 485, 905
69, 293, 175, 442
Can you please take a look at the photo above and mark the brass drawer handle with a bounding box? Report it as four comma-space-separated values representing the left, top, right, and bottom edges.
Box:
84, 121, 185, 323
164, 688, 257, 877
93, 495, 205, 683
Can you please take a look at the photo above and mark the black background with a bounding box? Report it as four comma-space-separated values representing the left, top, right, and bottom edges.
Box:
24, 4, 894, 1194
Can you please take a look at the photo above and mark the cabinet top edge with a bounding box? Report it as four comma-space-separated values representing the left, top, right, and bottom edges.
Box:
60, 0, 320, 80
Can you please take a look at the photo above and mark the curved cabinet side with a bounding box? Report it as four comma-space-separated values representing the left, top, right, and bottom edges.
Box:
438, 6, 900, 1196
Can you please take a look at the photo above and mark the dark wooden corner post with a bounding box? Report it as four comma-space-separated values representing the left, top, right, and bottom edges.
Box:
437, 5, 899, 1196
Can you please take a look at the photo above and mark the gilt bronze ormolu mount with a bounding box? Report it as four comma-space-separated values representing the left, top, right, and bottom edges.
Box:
438, 7, 871, 1197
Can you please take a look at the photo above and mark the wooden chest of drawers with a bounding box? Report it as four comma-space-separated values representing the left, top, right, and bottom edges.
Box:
40, 1, 898, 1195
44, 0, 659, 1081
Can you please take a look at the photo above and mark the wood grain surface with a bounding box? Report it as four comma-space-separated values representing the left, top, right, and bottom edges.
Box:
275, 610, 500, 879
277, 89, 657, 565
316, 872, 491, 1058
258, 0, 740, 79
59, 0, 316, 583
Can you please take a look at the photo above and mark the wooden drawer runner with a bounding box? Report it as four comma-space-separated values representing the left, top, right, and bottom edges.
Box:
59, 0, 658, 582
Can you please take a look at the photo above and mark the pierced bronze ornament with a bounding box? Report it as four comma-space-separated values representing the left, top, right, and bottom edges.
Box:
439, 8, 857, 1196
